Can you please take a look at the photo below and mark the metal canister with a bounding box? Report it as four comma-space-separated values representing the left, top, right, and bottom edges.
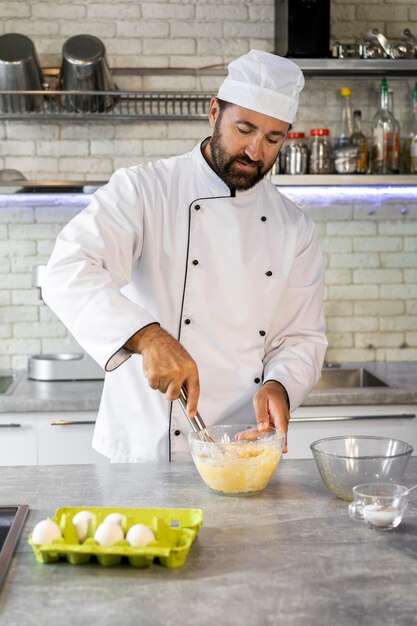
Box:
283, 132, 308, 175
0, 33, 44, 113
309, 128, 333, 174
60, 34, 117, 113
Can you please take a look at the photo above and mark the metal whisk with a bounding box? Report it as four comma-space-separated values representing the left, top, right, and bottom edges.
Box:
177, 386, 216, 443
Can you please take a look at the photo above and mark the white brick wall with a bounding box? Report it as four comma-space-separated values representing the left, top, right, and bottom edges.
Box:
283, 187, 417, 365
2, 189, 417, 368
0, 1, 416, 178
1, 1, 417, 367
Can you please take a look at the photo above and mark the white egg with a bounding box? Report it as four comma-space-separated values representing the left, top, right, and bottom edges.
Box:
72, 510, 95, 542
94, 522, 124, 547
103, 512, 124, 526
126, 524, 155, 548
32, 518, 62, 545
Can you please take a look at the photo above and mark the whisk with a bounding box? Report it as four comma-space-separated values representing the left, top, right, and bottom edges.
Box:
177, 386, 216, 443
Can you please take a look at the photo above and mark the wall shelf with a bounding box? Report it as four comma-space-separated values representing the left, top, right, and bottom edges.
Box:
0, 90, 212, 122
1, 175, 416, 194
1, 59, 417, 123
291, 58, 417, 77
271, 174, 417, 186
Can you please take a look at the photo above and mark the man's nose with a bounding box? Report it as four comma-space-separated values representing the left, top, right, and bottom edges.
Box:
245, 136, 262, 162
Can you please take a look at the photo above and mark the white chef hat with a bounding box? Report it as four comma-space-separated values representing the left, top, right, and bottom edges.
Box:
217, 49, 305, 124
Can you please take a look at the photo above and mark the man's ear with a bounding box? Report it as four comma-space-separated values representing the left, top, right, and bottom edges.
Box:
207, 96, 220, 129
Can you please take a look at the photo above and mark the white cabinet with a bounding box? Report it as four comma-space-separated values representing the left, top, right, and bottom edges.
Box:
0, 411, 108, 466
0, 413, 38, 466
37, 412, 108, 465
287, 404, 417, 459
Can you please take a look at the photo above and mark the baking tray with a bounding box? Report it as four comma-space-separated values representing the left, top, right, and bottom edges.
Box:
0, 504, 30, 590
29, 506, 203, 568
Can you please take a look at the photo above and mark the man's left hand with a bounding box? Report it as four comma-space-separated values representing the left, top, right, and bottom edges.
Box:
253, 380, 290, 453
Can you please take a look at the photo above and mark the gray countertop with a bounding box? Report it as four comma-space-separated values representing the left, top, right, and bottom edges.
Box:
1, 361, 417, 414
1, 458, 417, 626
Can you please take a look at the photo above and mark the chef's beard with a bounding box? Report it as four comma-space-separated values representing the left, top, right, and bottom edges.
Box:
209, 122, 276, 191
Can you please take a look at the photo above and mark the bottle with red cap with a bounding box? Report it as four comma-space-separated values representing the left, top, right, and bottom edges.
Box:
309, 128, 333, 174
283, 131, 308, 175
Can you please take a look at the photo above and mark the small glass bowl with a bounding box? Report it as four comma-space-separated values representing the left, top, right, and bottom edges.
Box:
348, 482, 409, 531
188, 425, 284, 496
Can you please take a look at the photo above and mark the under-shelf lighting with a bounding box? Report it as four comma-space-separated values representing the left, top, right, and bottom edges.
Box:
277, 185, 417, 200
0, 185, 416, 208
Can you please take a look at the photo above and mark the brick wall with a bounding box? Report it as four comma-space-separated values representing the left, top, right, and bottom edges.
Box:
0, 1, 417, 177
284, 186, 417, 364
1, 0, 417, 368
1, 189, 416, 370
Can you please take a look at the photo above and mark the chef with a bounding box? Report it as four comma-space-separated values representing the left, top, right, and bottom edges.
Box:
42, 50, 327, 463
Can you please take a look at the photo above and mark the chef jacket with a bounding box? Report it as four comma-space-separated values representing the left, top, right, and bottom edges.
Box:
42, 141, 327, 462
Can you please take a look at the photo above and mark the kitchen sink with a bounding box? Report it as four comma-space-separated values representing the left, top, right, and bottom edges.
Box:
0, 373, 21, 395
0, 375, 14, 395
314, 368, 389, 390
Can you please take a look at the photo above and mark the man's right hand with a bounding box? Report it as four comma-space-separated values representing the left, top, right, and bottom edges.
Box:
124, 324, 200, 417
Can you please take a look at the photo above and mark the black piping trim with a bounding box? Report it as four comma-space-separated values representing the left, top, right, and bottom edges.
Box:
167, 191, 235, 462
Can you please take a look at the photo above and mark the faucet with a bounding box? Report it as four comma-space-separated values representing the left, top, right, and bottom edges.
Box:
32, 264, 47, 302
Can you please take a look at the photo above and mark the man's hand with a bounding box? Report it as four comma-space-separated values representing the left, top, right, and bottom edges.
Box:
253, 380, 291, 453
125, 324, 200, 417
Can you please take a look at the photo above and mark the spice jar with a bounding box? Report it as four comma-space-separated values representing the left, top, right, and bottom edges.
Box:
283, 131, 308, 175
309, 128, 333, 174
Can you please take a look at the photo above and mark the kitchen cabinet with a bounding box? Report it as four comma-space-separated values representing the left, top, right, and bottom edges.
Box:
36, 412, 107, 465
0, 411, 107, 466
287, 404, 417, 459
0, 413, 37, 466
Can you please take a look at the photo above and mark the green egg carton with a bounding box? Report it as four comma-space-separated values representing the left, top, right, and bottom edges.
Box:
28, 505, 203, 568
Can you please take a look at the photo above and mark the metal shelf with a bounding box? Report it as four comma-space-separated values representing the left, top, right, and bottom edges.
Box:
1, 176, 417, 194
38, 61, 417, 78
0, 89, 212, 121
271, 174, 417, 186
1, 60, 416, 123
291, 58, 417, 77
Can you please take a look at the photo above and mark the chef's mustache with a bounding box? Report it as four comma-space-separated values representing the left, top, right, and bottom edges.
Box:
232, 154, 264, 168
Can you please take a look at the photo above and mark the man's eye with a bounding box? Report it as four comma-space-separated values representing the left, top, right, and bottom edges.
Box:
237, 127, 251, 135
266, 137, 279, 145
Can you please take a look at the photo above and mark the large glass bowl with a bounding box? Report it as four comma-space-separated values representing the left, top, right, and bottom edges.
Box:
310, 435, 413, 502
188, 425, 284, 496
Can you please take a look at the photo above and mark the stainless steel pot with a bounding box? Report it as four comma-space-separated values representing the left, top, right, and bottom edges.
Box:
59, 34, 117, 113
0, 33, 44, 113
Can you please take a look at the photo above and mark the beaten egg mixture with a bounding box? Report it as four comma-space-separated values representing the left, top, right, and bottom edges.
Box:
194, 445, 280, 494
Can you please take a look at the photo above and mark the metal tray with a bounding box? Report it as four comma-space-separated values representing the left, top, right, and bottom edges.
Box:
0, 505, 30, 590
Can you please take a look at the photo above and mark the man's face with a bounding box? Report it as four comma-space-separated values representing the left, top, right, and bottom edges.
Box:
206, 99, 290, 191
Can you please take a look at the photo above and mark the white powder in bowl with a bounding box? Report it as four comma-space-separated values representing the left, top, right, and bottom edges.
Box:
363, 504, 399, 528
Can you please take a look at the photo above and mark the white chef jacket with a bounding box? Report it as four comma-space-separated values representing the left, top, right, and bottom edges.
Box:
42, 141, 327, 463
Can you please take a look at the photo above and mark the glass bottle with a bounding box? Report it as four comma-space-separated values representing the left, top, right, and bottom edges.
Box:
410, 83, 417, 174
387, 88, 400, 173
351, 110, 368, 174
334, 86, 354, 151
371, 78, 396, 174
333, 87, 358, 173
309, 128, 333, 174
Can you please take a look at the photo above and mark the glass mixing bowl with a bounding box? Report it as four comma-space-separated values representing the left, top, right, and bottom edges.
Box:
188, 425, 284, 496
310, 435, 413, 502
